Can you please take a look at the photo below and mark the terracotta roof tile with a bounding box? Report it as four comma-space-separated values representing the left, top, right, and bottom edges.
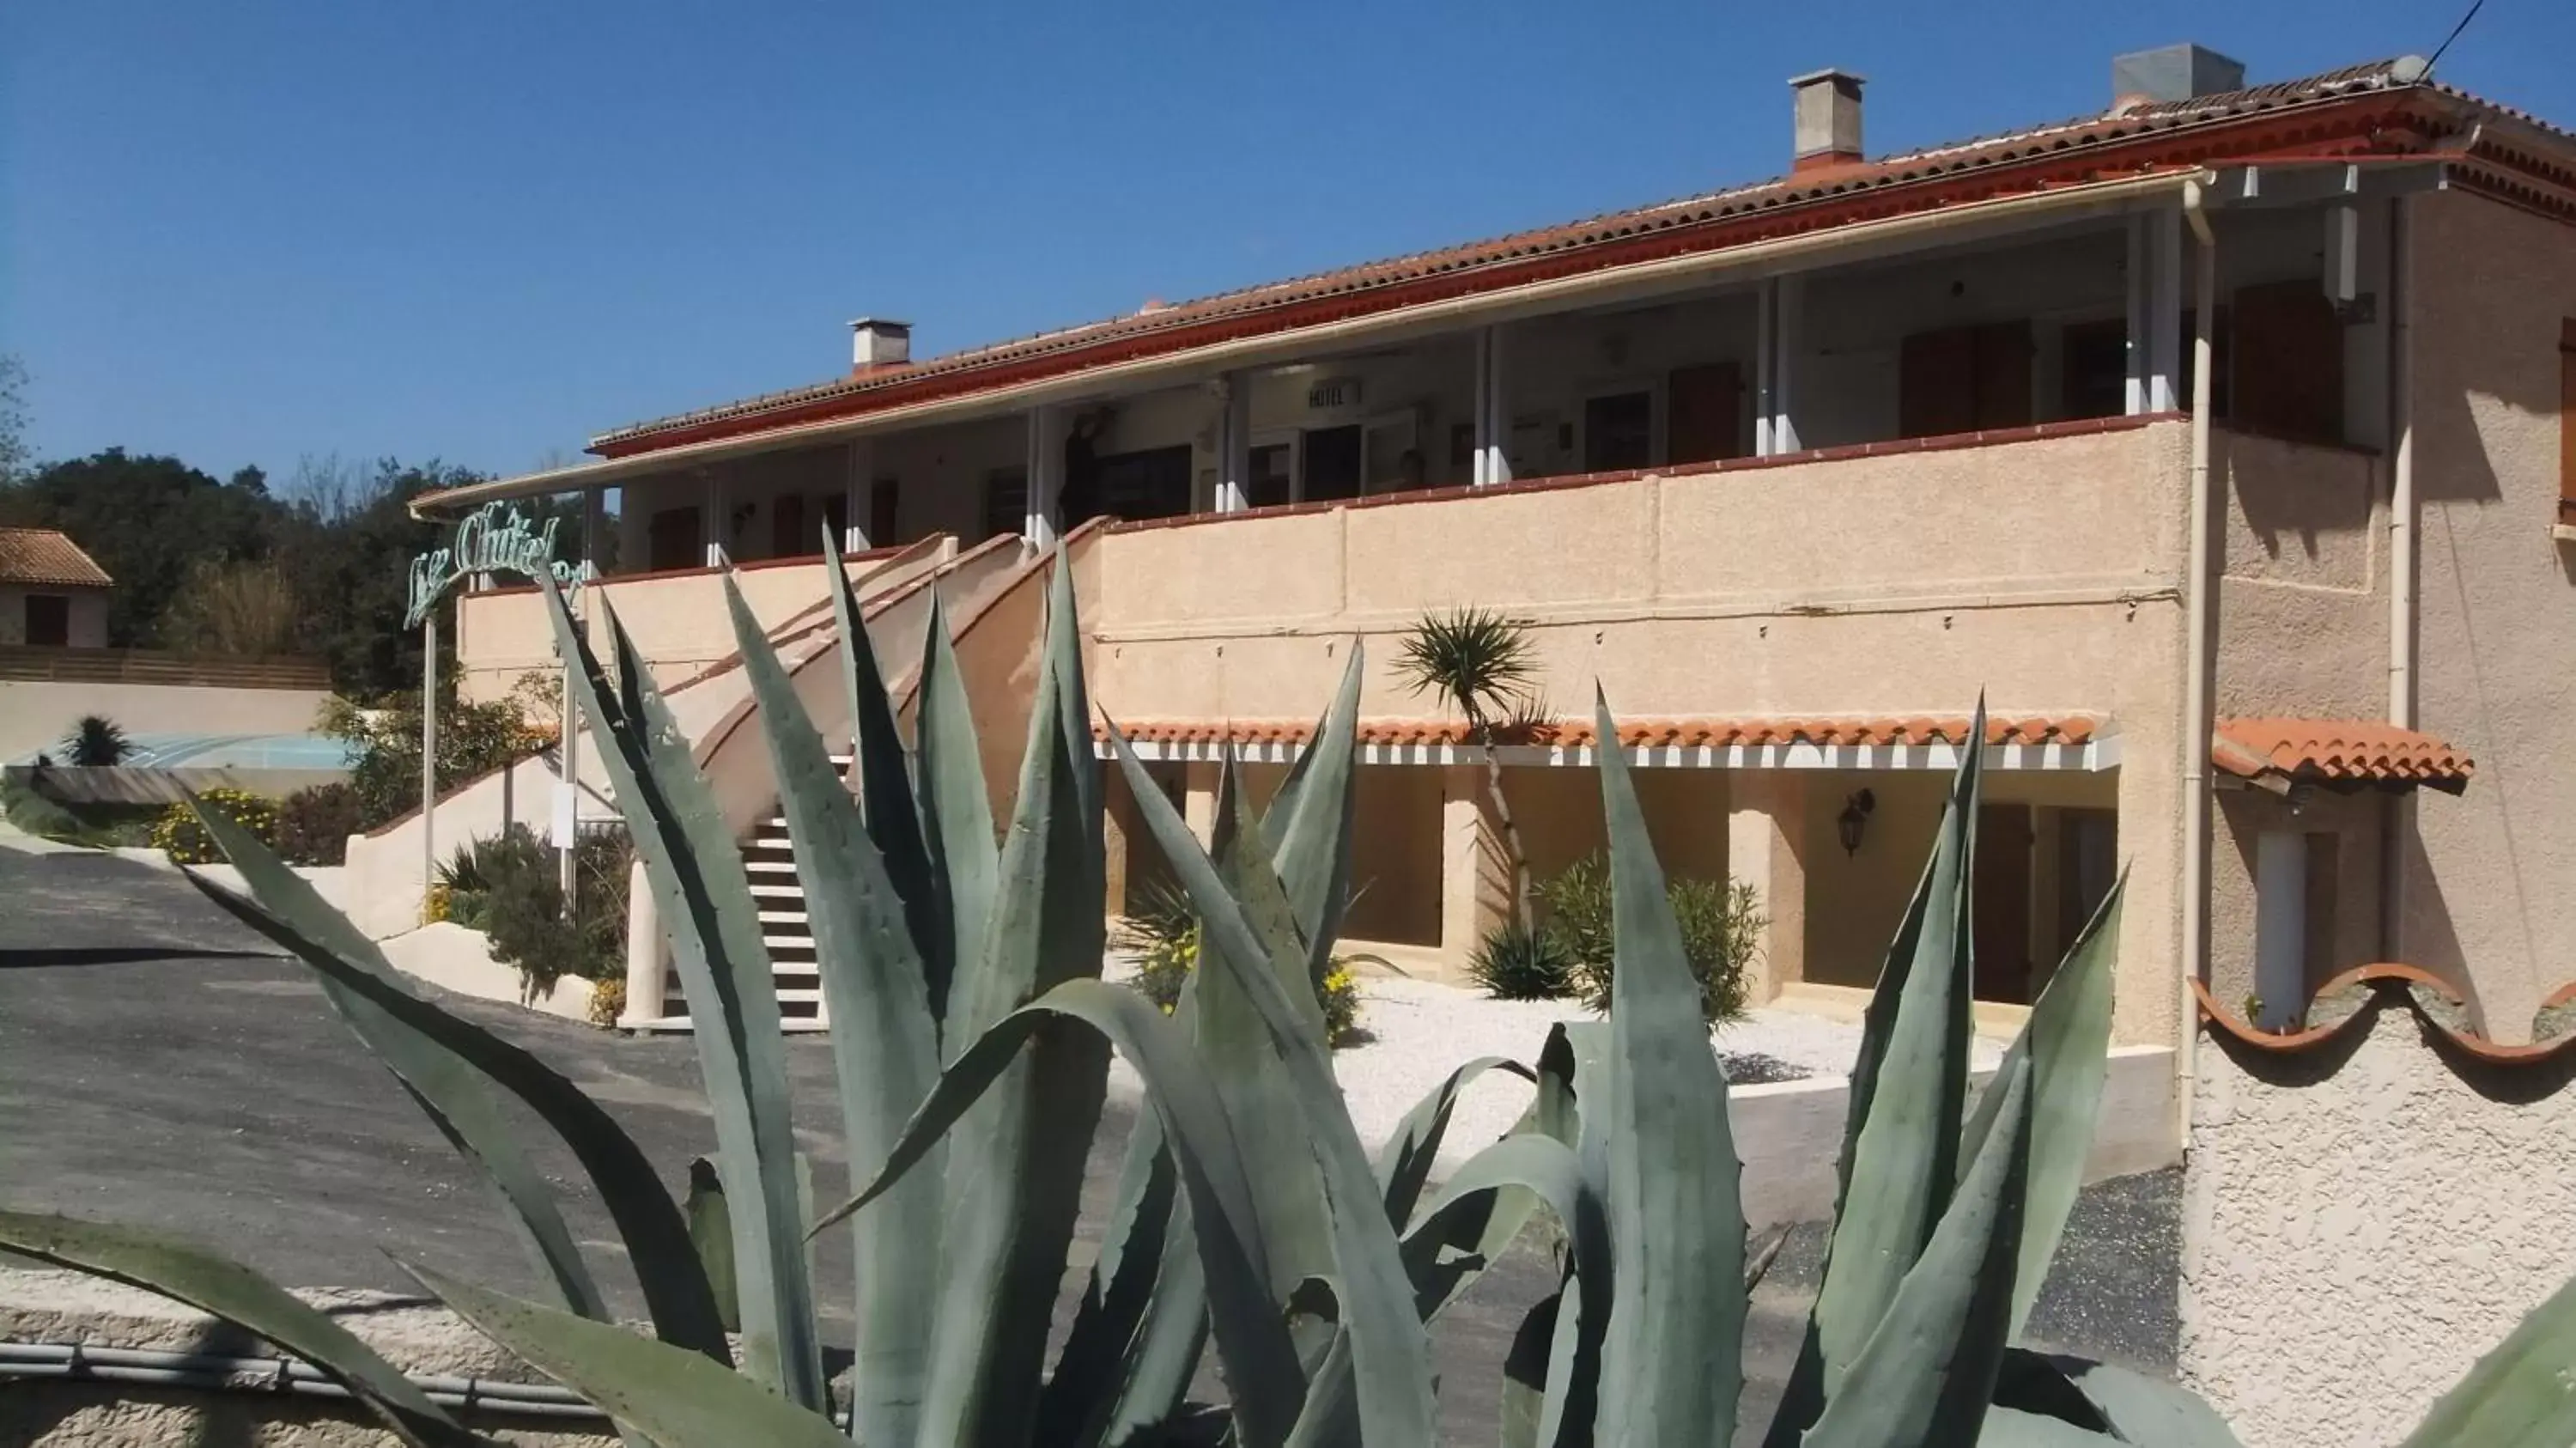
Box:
585, 58, 2483, 456
0, 528, 112, 588
1100, 714, 2100, 751
2212, 718, 2472, 791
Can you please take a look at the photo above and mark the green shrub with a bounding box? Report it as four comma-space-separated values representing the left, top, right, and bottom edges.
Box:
1537, 851, 1762, 1025
321, 691, 553, 831
271, 782, 365, 866
151, 788, 277, 864
1466, 919, 1578, 1000
1122, 882, 1367, 1048
442, 825, 632, 1001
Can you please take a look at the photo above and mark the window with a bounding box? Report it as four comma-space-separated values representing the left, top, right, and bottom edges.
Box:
1094, 445, 1194, 522
2559, 319, 2575, 516
1583, 391, 1654, 472
24, 593, 69, 648
1303, 425, 1363, 502
2232, 280, 2343, 441
869, 478, 901, 545
2058, 319, 2129, 421
983, 467, 1027, 541
1246, 442, 1294, 508
1899, 321, 2033, 437
646, 508, 702, 572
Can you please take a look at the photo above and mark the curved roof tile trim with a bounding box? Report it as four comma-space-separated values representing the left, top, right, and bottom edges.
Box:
2194, 965, 2576, 1068
2212, 718, 2473, 791
1098, 714, 2098, 750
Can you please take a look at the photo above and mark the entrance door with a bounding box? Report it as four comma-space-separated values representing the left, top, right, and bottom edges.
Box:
1972, 802, 2035, 1002
1303, 425, 1363, 502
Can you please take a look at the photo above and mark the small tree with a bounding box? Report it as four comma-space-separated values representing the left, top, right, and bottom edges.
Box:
158, 557, 301, 656
1395, 606, 1540, 926
61, 715, 131, 767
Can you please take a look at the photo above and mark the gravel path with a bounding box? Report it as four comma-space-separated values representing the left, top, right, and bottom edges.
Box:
1109, 969, 2010, 1177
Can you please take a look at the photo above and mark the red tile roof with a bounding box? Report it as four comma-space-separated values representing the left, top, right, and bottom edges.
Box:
2212, 718, 2472, 791
0, 528, 112, 588
1102, 715, 2099, 751
565, 57, 2565, 467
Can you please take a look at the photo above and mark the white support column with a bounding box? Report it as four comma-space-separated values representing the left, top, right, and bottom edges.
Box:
1473, 325, 1510, 486
2124, 216, 2150, 415
619, 856, 664, 1025
580, 489, 607, 571
701, 470, 726, 568
1727, 774, 1807, 1003
1216, 374, 1251, 512
1757, 277, 1804, 455
842, 437, 873, 553
2147, 208, 2184, 414
1024, 405, 1065, 547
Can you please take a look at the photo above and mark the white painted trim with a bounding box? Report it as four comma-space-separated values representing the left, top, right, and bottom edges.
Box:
1099, 734, 2120, 772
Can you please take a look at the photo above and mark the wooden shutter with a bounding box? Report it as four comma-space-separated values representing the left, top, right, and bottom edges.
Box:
2233, 280, 2344, 441
2059, 319, 2130, 421
1668, 362, 1746, 464
870, 478, 901, 545
770, 494, 806, 558
1899, 326, 1979, 437
1973, 320, 2035, 429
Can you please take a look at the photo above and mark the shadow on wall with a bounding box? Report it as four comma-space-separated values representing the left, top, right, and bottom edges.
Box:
2220, 431, 2376, 565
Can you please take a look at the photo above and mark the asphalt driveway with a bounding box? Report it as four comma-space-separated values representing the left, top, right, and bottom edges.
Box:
0, 846, 2178, 1440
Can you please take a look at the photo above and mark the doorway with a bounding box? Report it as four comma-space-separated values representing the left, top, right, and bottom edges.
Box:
1972, 802, 2035, 1002
23, 593, 69, 648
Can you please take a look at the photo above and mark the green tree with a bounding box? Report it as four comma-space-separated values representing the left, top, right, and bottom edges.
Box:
0, 449, 281, 646
0, 356, 30, 486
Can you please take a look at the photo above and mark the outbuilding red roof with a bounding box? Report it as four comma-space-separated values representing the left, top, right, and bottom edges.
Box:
562, 55, 2571, 469
1102, 715, 2098, 751
0, 527, 113, 588
2212, 718, 2472, 792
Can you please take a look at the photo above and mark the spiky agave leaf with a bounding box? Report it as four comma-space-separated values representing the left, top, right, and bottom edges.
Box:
178, 800, 728, 1364
1106, 717, 1441, 1447
723, 572, 945, 1445
1765, 700, 1989, 1446
0, 1210, 471, 1448
541, 581, 824, 1410
916, 552, 1115, 1447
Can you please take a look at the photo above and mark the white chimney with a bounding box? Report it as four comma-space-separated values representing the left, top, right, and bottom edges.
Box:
850, 317, 912, 371
1789, 69, 1865, 173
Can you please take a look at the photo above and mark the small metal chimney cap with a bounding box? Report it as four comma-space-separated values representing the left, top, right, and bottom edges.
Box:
849, 317, 913, 370
2110, 44, 2247, 114
1789, 68, 1866, 173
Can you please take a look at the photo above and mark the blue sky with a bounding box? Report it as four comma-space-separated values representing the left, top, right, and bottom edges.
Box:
4, 2, 2570, 484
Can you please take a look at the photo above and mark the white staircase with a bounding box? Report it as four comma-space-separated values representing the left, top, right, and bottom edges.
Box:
743, 812, 828, 1025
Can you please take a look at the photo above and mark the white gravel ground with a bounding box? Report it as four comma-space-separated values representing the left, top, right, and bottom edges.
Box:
1106, 968, 2008, 1177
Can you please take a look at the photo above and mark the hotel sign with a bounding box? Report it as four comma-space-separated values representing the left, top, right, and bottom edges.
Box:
404, 502, 596, 630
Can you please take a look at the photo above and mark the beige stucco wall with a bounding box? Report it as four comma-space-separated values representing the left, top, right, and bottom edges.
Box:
2179, 1016, 2576, 1448
1082, 423, 2195, 1043
0, 680, 333, 762
452, 549, 939, 704
0, 584, 109, 648
2398, 191, 2576, 1041
2213, 430, 2388, 721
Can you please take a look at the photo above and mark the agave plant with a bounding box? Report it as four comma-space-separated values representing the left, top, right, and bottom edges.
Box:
6, 535, 2576, 1448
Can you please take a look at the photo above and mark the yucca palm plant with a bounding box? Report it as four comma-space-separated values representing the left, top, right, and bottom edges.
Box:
62, 712, 131, 766
1396, 605, 1540, 925
9, 540, 2576, 1447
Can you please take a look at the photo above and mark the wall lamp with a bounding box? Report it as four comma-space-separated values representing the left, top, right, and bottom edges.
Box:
1837, 788, 1877, 857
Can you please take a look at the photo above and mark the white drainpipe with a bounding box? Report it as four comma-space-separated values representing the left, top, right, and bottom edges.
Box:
2176, 178, 2218, 1148
2382, 197, 2418, 960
